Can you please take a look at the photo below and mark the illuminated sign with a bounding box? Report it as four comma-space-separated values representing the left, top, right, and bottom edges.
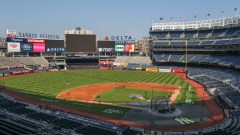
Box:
27, 38, 45, 43
111, 36, 133, 40
98, 48, 115, 52
115, 45, 124, 52
46, 48, 65, 52
20, 43, 33, 52
104, 36, 133, 41
7, 37, 26, 43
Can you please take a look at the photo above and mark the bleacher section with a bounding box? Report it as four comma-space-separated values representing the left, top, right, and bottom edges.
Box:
31, 57, 49, 66
151, 17, 240, 47
0, 57, 21, 67
12, 57, 38, 65
152, 26, 240, 40
114, 56, 152, 65
0, 93, 142, 135
153, 38, 240, 46
12, 57, 49, 67
0, 57, 49, 68
153, 54, 240, 67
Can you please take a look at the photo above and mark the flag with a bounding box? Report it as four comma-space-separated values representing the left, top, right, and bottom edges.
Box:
207, 13, 211, 16
160, 17, 163, 20
234, 8, 238, 11
169, 17, 174, 20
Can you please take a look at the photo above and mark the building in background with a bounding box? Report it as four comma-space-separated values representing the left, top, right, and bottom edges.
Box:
142, 37, 151, 56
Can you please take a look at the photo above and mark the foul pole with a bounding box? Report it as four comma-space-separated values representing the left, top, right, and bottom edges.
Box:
185, 39, 188, 75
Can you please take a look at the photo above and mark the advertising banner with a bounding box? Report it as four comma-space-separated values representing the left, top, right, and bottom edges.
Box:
33, 43, 45, 52
171, 69, 185, 73
146, 68, 158, 72
129, 67, 136, 70
125, 44, 135, 52
27, 38, 45, 43
20, 43, 33, 52
7, 42, 20, 52
136, 67, 142, 71
7, 37, 26, 43
98, 48, 115, 52
99, 61, 113, 65
115, 45, 125, 52
115, 41, 126, 45
115, 40, 135, 44
159, 69, 171, 73
113, 63, 120, 66
46, 47, 65, 52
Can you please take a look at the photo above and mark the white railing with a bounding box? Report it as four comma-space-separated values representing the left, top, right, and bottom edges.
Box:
152, 15, 240, 30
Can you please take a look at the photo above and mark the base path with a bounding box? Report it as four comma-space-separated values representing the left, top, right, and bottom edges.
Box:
57, 82, 180, 102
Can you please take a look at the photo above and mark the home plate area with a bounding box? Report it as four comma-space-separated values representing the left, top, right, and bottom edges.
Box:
121, 104, 210, 127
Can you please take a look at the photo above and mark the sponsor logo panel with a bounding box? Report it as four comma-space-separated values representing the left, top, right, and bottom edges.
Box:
125, 44, 135, 52
46, 48, 65, 52
33, 43, 45, 52
98, 48, 115, 52
159, 69, 171, 73
115, 45, 125, 52
20, 43, 33, 52
27, 38, 45, 43
146, 68, 158, 72
7, 37, 26, 43
7, 42, 20, 52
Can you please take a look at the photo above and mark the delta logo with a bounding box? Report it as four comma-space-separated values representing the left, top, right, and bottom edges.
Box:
104, 36, 109, 40
10, 43, 18, 48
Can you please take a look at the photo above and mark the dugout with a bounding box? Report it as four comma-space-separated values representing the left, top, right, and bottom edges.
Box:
66, 56, 99, 69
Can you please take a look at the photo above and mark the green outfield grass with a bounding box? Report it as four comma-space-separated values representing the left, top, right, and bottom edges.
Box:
0, 70, 200, 118
95, 88, 171, 103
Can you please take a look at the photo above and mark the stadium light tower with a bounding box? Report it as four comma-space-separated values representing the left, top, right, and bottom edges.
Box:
185, 39, 188, 76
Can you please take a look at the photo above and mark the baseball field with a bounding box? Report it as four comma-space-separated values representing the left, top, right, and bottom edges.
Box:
0, 70, 200, 119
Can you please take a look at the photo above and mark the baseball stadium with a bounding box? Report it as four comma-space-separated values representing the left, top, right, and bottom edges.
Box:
1, 8, 240, 135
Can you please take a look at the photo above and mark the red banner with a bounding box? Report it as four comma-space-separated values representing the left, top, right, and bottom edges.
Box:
99, 61, 113, 65
171, 69, 185, 73
125, 44, 135, 52
27, 38, 45, 43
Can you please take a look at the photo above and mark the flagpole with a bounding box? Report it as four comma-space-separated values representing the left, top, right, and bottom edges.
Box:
194, 16, 198, 29
222, 11, 225, 26
235, 8, 239, 16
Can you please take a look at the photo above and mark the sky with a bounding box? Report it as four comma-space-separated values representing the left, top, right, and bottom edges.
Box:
0, 0, 239, 40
